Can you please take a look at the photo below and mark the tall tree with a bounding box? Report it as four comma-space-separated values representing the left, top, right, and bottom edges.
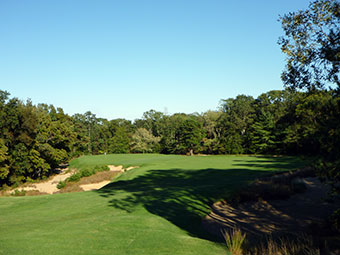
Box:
218, 95, 255, 154
130, 128, 160, 153
109, 126, 130, 153
279, 0, 340, 91
201, 111, 223, 154
84, 111, 96, 154
175, 117, 204, 155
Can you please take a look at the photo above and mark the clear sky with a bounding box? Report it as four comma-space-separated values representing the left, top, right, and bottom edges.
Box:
0, 0, 312, 120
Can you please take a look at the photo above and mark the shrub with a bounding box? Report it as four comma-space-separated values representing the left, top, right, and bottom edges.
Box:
80, 168, 93, 177
11, 189, 26, 196
93, 165, 109, 172
329, 208, 340, 233
60, 165, 111, 190
57, 181, 66, 189
67, 173, 81, 182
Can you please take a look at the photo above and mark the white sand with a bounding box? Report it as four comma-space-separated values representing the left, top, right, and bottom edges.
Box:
17, 169, 72, 194
9, 165, 138, 195
80, 181, 111, 191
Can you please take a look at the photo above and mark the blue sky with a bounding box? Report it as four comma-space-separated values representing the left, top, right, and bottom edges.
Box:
0, 0, 312, 120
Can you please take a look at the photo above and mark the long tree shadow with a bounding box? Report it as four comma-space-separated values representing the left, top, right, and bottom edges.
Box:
97, 168, 271, 241
232, 156, 307, 170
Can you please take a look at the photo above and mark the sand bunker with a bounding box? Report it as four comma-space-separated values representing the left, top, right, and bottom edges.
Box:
79, 165, 137, 191
8, 164, 138, 195
108, 165, 136, 172
80, 181, 111, 191
15, 169, 72, 194
108, 165, 124, 171
203, 177, 340, 239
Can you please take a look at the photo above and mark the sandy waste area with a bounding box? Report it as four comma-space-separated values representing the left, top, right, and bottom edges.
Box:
10, 165, 136, 194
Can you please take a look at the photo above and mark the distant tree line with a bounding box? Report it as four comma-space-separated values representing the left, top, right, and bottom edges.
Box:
1, 0, 339, 189
1, 88, 339, 187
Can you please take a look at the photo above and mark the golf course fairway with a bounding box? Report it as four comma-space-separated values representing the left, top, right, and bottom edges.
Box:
0, 154, 306, 255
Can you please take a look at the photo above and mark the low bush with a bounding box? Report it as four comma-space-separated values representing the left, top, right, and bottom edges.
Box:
93, 165, 109, 172
59, 165, 112, 191
11, 189, 26, 196
80, 168, 94, 177
67, 172, 81, 182
57, 181, 66, 189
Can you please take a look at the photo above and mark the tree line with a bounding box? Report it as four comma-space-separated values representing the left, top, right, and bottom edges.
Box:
1, 88, 339, 187
1, 0, 339, 188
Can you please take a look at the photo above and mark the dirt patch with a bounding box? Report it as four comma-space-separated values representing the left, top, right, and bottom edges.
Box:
203, 177, 340, 241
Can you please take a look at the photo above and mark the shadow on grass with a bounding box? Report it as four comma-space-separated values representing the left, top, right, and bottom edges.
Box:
97, 167, 272, 241
232, 156, 307, 170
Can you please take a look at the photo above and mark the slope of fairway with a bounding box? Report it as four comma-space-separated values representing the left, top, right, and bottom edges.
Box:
0, 154, 306, 255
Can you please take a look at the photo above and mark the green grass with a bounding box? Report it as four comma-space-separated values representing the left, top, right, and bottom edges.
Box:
0, 154, 306, 255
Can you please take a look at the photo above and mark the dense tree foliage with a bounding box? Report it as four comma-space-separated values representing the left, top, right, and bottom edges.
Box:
278, 1, 340, 225
2, 85, 339, 188
130, 128, 160, 153
0, 1, 339, 189
279, 0, 340, 91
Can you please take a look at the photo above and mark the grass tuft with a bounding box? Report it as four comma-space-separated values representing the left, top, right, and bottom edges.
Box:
223, 228, 246, 255
251, 235, 320, 255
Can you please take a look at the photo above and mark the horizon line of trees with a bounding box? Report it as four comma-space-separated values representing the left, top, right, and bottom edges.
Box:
1, 0, 339, 189
1, 87, 339, 187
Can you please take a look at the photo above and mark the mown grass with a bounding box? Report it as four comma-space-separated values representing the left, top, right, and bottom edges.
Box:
0, 154, 306, 255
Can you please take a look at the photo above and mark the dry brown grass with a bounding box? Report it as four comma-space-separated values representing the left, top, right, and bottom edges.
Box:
250, 235, 320, 255
223, 228, 246, 255
77, 171, 120, 185
24, 190, 49, 196
222, 228, 321, 255
56, 184, 83, 193
0, 189, 9, 196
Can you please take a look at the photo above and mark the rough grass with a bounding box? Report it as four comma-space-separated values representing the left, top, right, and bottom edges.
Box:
251, 235, 320, 255
0, 154, 306, 255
